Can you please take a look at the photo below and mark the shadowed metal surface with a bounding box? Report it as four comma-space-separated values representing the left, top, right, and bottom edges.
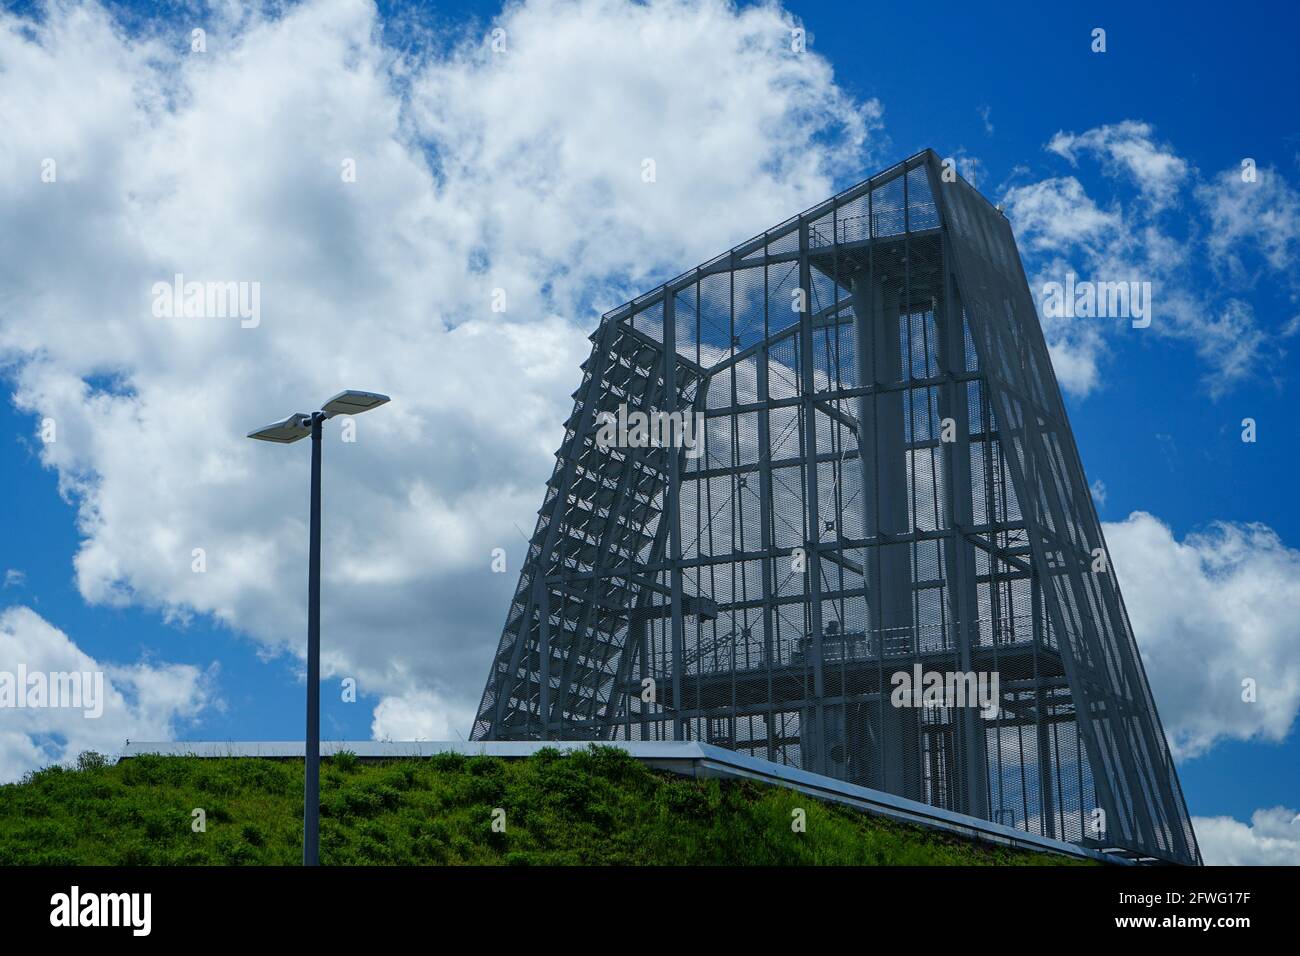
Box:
470, 149, 1200, 865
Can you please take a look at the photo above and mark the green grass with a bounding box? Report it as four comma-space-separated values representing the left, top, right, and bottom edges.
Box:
0, 746, 1089, 866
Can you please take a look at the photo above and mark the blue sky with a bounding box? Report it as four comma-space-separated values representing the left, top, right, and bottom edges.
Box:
1, 0, 1298, 864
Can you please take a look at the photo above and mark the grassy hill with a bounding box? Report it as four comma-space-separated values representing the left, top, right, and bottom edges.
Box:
0, 745, 1089, 865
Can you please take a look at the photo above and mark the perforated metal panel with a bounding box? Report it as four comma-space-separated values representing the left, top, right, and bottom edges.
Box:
471, 149, 1201, 866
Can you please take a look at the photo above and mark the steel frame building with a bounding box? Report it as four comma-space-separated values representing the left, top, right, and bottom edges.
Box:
472, 149, 1201, 865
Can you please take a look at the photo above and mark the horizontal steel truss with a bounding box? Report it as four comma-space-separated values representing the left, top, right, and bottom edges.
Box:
472, 149, 1200, 865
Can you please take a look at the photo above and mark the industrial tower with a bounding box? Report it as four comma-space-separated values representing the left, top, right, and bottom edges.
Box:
472, 149, 1201, 865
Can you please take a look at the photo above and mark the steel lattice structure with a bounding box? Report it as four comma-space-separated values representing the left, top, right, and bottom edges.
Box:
472, 149, 1201, 865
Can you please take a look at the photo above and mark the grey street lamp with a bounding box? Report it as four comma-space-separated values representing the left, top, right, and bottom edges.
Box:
248, 389, 390, 866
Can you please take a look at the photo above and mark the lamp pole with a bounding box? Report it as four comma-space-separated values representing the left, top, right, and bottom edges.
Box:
304, 411, 323, 866
247, 390, 390, 868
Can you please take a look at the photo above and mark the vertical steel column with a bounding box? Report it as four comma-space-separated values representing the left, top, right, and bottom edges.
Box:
755, 302, 778, 762
928, 155, 990, 819
536, 578, 551, 738
663, 294, 686, 740
304, 412, 323, 867
852, 228, 919, 797
1031, 565, 1057, 838
797, 218, 829, 776
638, 612, 650, 740
937, 296, 990, 817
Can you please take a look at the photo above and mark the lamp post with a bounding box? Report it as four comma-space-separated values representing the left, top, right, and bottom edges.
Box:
247, 389, 390, 866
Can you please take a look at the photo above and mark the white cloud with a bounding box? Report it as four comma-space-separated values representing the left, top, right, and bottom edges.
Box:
1089, 478, 1106, 506
1000, 176, 1122, 255
1105, 512, 1300, 759
0, 0, 879, 738
1043, 318, 1106, 396
1047, 120, 1188, 209
370, 689, 474, 742
1004, 125, 1289, 398
0, 606, 214, 783
1177, 297, 1268, 399
1197, 164, 1300, 279
1194, 807, 1300, 865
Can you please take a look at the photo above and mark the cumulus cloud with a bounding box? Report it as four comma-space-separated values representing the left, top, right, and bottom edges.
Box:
1197, 164, 1300, 280
1105, 512, 1300, 759
0, 606, 214, 782
1003, 122, 1291, 398
371, 689, 474, 742
1047, 120, 1188, 209
1194, 807, 1300, 866
1000, 176, 1122, 255
999, 177, 1132, 397
0, 0, 879, 739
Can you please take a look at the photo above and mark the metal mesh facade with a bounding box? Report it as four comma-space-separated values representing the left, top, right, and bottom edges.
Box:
471, 149, 1201, 865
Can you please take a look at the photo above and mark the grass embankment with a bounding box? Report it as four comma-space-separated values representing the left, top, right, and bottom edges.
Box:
0, 746, 1087, 865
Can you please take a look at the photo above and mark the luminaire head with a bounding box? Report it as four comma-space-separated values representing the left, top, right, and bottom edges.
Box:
321, 389, 390, 418
247, 413, 314, 444
247, 390, 391, 443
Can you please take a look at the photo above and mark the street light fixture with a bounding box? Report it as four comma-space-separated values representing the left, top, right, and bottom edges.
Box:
247, 389, 390, 866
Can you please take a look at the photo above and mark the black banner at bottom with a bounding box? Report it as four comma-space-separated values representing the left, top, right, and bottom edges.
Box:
0, 864, 1289, 941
